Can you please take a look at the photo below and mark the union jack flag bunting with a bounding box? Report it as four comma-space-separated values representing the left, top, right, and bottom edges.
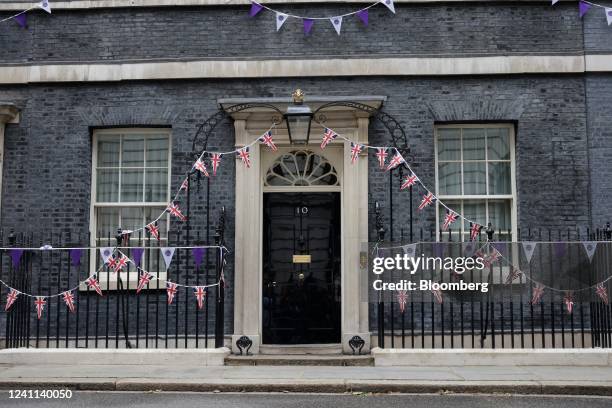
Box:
180, 178, 189, 191
166, 282, 178, 305
530, 285, 545, 305
35, 297, 46, 320
564, 292, 574, 314
146, 222, 160, 241
194, 159, 210, 177
397, 290, 408, 314
418, 192, 435, 210
400, 174, 418, 190
5, 288, 19, 311
113, 255, 129, 274
470, 223, 482, 241
505, 267, 522, 285
210, 153, 221, 176
62, 291, 76, 313
320, 128, 337, 150
259, 131, 277, 151
194, 286, 207, 310
432, 288, 443, 304
596, 283, 609, 305
237, 147, 251, 168
350, 143, 363, 164
385, 152, 405, 172
86, 276, 103, 296
487, 248, 501, 266
167, 202, 187, 221
136, 271, 154, 294
442, 211, 458, 230
376, 148, 388, 170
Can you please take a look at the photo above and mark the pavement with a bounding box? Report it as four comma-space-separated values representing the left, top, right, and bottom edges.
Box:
0, 363, 612, 395
3, 391, 612, 408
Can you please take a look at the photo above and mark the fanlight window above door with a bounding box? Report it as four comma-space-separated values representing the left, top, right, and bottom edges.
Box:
265, 150, 340, 187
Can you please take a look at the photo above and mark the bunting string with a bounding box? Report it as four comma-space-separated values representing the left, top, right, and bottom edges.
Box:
251, 1, 385, 20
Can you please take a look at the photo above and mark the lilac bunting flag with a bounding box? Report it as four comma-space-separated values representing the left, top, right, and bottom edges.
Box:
249, 2, 263, 17
330, 16, 343, 35
381, 0, 396, 14
9, 249, 24, 269
276, 12, 288, 31
554, 242, 567, 258
132, 248, 144, 267
356, 9, 369, 26
14, 13, 27, 28
69, 249, 82, 267
39, 0, 51, 14
491, 242, 507, 257
433, 242, 445, 258
303, 18, 314, 35
192, 247, 205, 268
606, 8, 612, 26
579, 1, 592, 18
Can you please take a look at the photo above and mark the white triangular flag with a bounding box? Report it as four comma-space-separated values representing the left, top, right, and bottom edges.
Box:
276, 12, 288, 31
402, 243, 417, 258
39, 0, 52, 13
606, 8, 612, 26
330, 16, 343, 35
381, 0, 395, 14
99, 247, 113, 264
161, 247, 176, 270
551, 0, 560, 5
522, 242, 537, 263
582, 241, 598, 263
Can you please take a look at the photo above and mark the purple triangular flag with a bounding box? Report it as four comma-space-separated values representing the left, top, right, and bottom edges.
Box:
9, 249, 24, 268
303, 18, 314, 35
433, 242, 445, 258
132, 248, 144, 267
192, 247, 205, 268
579, 1, 592, 18
356, 9, 369, 26
249, 1, 263, 17
491, 242, 507, 257
14, 13, 27, 29
554, 242, 567, 258
69, 249, 82, 266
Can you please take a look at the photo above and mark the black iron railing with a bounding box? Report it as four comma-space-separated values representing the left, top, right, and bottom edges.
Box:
1, 227, 226, 349
374, 227, 612, 349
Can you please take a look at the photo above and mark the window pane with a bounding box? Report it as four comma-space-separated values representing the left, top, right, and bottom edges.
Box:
96, 207, 119, 237
121, 170, 144, 202
463, 162, 487, 195
438, 162, 461, 195
461, 201, 487, 231
146, 136, 169, 167
122, 135, 145, 167
487, 128, 510, 161
437, 129, 461, 161
489, 200, 512, 236
488, 162, 511, 194
97, 136, 120, 167
120, 207, 144, 232
96, 169, 119, 202
462, 128, 486, 160
145, 169, 168, 202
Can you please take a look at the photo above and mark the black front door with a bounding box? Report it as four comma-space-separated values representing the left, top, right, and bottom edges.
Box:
262, 192, 341, 344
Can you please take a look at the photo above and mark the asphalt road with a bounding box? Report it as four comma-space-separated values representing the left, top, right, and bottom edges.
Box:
2, 392, 612, 408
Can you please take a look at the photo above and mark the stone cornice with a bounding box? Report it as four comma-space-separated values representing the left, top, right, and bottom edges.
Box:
0, 55, 594, 84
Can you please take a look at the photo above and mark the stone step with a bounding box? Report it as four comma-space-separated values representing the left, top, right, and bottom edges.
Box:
259, 344, 343, 355
225, 354, 374, 366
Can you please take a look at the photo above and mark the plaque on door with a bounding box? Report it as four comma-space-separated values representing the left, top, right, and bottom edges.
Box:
292, 254, 312, 264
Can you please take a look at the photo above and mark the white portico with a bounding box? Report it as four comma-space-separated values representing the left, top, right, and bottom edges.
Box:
221, 94, 384, 354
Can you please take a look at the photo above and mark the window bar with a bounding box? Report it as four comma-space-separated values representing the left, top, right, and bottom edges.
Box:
499, 242, 505, 349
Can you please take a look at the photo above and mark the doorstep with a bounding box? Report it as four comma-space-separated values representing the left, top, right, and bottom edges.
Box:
225, 354, 374, 366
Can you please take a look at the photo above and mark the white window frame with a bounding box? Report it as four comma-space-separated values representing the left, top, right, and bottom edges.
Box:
434, 123, 518, 243
88, 128, 172, 290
